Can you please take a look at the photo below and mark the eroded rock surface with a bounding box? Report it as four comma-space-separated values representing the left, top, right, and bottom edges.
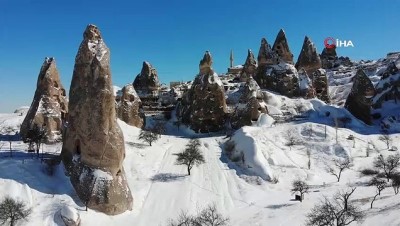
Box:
20, 57, 68, 143
116, 84, 145, 128
61, 24, 133, 215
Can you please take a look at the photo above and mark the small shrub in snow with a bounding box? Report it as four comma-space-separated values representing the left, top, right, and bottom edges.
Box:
138, 129, 159, 146
174, 139, 205, 175
360, 168, 379, 176
373, 154, 400, 182
270, 175, 279, 184
291, 180, 310, 202
378, 130, 392, 150
283, 129, 302, 150
391, 173, 400, 195
0, 196, 31, 226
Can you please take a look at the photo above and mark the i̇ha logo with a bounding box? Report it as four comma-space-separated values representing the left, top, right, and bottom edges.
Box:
324, 37, 354, 49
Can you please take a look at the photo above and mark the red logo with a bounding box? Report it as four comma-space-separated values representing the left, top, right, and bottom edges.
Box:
324, 37, 336, 49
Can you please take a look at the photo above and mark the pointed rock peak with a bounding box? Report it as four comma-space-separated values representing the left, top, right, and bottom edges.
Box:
140, 61, 154, 75
355, 68, 368, 78
258, 38, 278, 66
272, 29, 293, 64
199, 51, 213, 74
83, 24, 102, 41
246, 49, 256, 62
295, 36, 321, 76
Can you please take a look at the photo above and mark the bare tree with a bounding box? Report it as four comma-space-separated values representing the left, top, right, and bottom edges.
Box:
291, 179, 310, 202
0, 196, 31, 226
283, 130, 302, 150
307, 148, 311, 170
167, 204, 229, 226
369, 177, 386, 209
379, 130, 392, 150
174, 139, 205, 175
1, 126, 17, 154
23, 124, 45, 157
193, 204, 230, 226
306, 188, 364, 226
373, 154, 400, 182
327, 158, 352, 182
138, 129, 159, 146
391, 173, 400, 195
151, 122, 166, 138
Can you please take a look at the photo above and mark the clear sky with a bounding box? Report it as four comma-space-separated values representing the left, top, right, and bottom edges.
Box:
0, 0, 399, 112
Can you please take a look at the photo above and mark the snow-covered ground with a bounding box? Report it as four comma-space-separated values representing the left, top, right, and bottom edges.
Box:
1, 94, 400, 225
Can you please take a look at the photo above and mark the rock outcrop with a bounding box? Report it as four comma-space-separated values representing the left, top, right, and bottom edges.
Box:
344, 69, 375, 124
231, 77, 268, 129
133, 61, 160, 97
257, 38, 278, 66
313, 69, 330, 103
295, 36, 322, 77
320, 47, 337, 69
272, 29, 294, 64
298, 68, 315, 98
20, 57, 68, 143
116, 84, 145, 128
372, 58, 400, 108
240, 49, 257, 82
61, 24, 133, 215
178, 51, 227, 133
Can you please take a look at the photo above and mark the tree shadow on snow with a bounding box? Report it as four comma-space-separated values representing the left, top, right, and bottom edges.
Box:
150, 173, 186, 182
126, 141, 147, 149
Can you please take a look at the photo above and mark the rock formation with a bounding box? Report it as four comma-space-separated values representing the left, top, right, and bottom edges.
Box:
344, 69, 375, 124
320, 47, 338, 69
372, 58, 400, 108
272, 29, 294, 64
61, 24, 133, 215
20, 57, 68, 143
231, 77, 268, 129
133, 61, 160, 97
257, 38, 278, 66
295, 36, 322, 77
312, 69, 330, 103
298, 68, 315, 98
240, 49, 257, 82
178, 51, 227, 133
116, 84, 145, 128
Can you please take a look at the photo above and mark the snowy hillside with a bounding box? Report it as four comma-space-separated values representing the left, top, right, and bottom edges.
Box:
1, 92, 400, 225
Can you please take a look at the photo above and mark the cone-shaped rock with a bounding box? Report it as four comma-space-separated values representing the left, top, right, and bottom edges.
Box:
257, 38, 278, 66
117, 84, 145, 128
20, 57, 68, 143
272, 29, 294, 64
61, 24, 133, 215
133, 61, 160, 97
344, 69, 375, 124
372, 59, 400, 108
295, 36, 322, 77
231, 77, 268, 129
313, 69, 330, 103
240, 49, 257, 82
178, 51, 227, 133
320, 46, 337, 69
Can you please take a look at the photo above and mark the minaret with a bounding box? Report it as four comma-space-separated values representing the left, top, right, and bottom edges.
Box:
230, 50, 234, 68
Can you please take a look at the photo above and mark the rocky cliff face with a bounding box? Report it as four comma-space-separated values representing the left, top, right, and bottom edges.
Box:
61, 24, 133, 215
320, 47, 338, 69
231, 77, 268, 129
240, 49, 257, 82
133, 61, 160, 97
345, 69, 375, 124
20, 57, 68, 143
116, 84, 145, 128
272, 29, 294, 64
295, 36, 322, 77
298, 68, 315, 98
178, 51, 227, 133
372, 57, 400, 108
313, 69, 330, 103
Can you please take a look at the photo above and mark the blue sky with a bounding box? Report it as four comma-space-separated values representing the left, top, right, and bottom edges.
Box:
0, 0, 399, 112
